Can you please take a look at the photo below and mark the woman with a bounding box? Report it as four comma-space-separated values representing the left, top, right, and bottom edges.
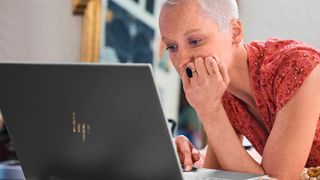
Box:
159, 0, 320, 179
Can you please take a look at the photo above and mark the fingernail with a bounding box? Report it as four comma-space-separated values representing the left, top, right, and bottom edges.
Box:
213, 56, 221, 64
193, 153, 199, 160
183, 64, 187, 69
195, 57, 202, 61
185, 165, 192, 171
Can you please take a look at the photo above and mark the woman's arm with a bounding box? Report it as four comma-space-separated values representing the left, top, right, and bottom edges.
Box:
185, 56, 320, 179
203, 142, 221, 169
202, 65, 320, 179
203, 134, 243, 170
200, 103, 265, 174
261, 64, 320, 179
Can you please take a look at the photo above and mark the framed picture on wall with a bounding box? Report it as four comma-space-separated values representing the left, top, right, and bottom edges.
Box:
100, 0, 158, 65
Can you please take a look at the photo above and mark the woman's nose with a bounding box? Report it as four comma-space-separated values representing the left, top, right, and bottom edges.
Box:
177, 48, 193, 68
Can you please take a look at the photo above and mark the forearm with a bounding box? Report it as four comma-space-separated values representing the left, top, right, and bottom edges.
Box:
203, 143, 222, 170
199, 104, 265, 174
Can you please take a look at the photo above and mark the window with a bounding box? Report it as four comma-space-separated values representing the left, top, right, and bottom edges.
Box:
146, 0, 154, 14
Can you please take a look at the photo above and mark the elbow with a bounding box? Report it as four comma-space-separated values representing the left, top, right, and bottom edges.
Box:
262, 164, 301, 180
266, 173, 300, 180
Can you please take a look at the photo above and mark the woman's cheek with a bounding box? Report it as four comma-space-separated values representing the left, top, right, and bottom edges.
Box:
168, 53, 175, 64
168, 55, 180, 70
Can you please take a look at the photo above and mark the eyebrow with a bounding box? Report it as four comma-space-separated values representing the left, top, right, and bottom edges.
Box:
161, 28, 202, 42
161, 36, 171, 41
183, 29, 202, 36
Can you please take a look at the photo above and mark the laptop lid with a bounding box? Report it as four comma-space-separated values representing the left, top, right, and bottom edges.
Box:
0, 62, 183, 180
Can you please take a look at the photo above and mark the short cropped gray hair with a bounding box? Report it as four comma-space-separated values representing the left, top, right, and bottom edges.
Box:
162, 0, 239, 30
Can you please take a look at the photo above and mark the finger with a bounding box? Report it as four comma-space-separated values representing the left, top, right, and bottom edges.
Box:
204, 56, 216, 76
192, 148, 200, 162
214, 56, 230, 84
218, 62, 230, 85
189, 141, 200, 163
175, 137, 183, 158
175, 136, 191, 166
186, 62, 198, 88
180, 143, 193, 171
211, 57, 221, 79
185, 62, 198, 79
213, 55, 221, 64
194, 57, 207, 77
188, 141, 200, 162
177, 150, 184, 164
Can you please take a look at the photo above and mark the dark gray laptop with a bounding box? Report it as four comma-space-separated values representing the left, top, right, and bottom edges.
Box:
0, 62, 267, 180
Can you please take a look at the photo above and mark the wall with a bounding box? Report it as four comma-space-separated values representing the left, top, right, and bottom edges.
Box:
0, 0, 82, 61
239, 0, 320, 48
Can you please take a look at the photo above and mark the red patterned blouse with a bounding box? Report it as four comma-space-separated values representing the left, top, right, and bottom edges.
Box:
222, 38, 320, 167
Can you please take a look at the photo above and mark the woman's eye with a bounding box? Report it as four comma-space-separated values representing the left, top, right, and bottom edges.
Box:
165, 45, 178, 52
189, 39, 202, 46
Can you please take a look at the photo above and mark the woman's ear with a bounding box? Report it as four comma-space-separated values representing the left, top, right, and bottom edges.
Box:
231, 19, 243, 45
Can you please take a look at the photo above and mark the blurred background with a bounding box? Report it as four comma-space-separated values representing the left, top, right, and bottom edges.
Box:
0, 0, 319, 162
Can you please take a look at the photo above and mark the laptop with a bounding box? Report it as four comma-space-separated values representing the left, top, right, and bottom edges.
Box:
0, 62, 267, 180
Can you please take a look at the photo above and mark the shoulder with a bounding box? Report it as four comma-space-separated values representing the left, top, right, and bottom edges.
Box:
245, 38, 320, 78
246, 38, 320, 65
247, 38, 320, 111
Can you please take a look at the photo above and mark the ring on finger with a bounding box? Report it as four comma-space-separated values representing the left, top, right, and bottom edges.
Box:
186, 67, 197, 78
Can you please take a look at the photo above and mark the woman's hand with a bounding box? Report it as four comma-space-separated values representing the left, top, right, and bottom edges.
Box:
175, 135, 202, 171
181, 56, 230, 118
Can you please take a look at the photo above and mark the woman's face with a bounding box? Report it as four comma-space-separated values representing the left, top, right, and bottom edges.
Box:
159, 1, 234, 77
